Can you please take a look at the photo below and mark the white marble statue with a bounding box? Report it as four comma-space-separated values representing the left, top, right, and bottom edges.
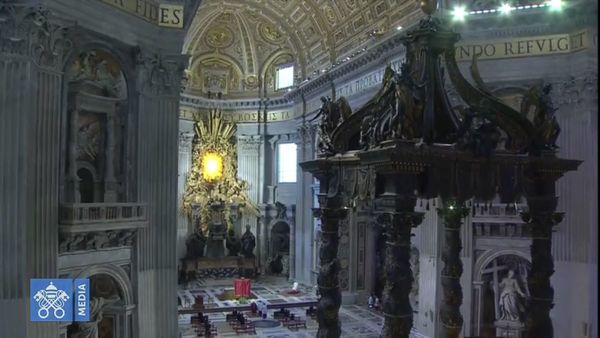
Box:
498, 270, 526, 321
292, 282, 299, 291
71, 295, 120, 338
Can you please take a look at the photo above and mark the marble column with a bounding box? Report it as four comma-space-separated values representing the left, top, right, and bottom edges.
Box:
376, 195, 424, 338
521, 192, 562, 337
313, 167, 347, 338
104, 113, 117, 202
177, 131, 194, 260
438, 200, 469, 338
66, 108, 81, 202
134, 51, 187, 338
0, 3, 70, 337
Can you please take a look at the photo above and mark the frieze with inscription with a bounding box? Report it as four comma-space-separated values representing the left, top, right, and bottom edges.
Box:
455, 29, 592, 62
180, 108, 296, 123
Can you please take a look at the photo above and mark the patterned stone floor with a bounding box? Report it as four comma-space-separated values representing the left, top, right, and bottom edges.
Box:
177, 276, 385, 338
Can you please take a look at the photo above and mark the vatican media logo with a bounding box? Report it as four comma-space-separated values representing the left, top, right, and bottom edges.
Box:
30, 279, 89, 322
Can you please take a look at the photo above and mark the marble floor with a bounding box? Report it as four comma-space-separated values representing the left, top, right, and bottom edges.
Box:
177, 276, 385, 338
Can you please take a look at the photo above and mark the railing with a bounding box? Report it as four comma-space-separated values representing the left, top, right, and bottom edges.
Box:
473, 222, 531, 238
472, 203, 525, 218
59, 203, 146, 225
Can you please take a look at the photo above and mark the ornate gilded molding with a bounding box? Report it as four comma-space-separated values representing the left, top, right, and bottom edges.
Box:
135, 48, 188, 95
0, 3, 72, 69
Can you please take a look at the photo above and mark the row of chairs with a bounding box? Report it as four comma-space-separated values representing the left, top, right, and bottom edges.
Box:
226, 310, 256, 334
190, 314, 217, 337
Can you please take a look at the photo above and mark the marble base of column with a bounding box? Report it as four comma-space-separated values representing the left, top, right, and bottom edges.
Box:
438, 201, 469, 338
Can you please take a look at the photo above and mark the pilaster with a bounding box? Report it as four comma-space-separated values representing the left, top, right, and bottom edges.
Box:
134, 49, 187, 338
0, 2, 71, 337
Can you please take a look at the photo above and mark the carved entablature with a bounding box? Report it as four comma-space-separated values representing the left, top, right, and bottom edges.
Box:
59, 229, 137, 253
554, 74, 598, 110
237, 135, 263, 152
135, 48, 188, 96
0, 3, 72, 68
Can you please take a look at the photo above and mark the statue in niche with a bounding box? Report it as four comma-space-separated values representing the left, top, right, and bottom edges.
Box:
269, 255, 284, 274
497, 270, 526, 321
225, 228, 241, 256
240, 225, 256, 258
275, 202, 288, 220
71, 51, 120, 97
521, 83, 561, 151
185, 228, 206, 259
71, 295, 120, 338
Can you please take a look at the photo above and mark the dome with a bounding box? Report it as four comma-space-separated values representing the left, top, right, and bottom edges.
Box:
183, 0, 422, 99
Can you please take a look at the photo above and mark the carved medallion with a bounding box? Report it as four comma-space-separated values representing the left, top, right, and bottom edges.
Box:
205, 26, 234, 49
259, 23, 284, 44
245, 75, 258, 89
323, 6, 337, 25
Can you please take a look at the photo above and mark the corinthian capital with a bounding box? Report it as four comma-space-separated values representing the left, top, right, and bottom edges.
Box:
0, 3, 72, 68
179, 131, 194, 152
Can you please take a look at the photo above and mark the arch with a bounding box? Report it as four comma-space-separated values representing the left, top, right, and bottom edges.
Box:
77, 161, 99, 182
474, 249, 530, 282
268, 219, 291, 256
71, 264, 134, 306
62, 42, 133, 95
191, 53, 245, 78
260, 50, 295, 84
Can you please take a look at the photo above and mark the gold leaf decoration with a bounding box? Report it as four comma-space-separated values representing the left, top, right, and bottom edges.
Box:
181, 110, 258, 233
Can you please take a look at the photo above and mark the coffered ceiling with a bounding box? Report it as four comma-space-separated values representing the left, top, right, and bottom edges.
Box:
183, 0, 422, 98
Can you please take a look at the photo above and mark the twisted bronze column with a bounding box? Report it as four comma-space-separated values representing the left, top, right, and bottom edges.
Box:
438, 200, 469, 338
521, 196, 562, 338
378, 198, 424, 338
315, 197, 347, 338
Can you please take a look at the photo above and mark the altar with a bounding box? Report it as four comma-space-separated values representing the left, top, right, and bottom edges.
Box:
234, 278, 251, 298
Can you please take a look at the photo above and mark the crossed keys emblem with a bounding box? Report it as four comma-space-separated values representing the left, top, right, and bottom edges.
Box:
33, 282, 70, 319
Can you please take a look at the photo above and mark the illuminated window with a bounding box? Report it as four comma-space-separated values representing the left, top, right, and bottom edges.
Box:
202, 152, 223, 181
277, 143, 297, 183
275, 64, 294, 90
